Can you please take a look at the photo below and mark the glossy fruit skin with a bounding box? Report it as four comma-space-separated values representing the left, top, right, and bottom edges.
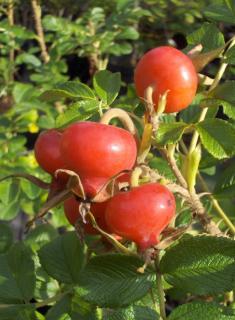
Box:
134, 46, 198, 113
60, 121, 137, 197
64, 197, 109, 234
105, 183, 176, 249
34, 130, 64, 175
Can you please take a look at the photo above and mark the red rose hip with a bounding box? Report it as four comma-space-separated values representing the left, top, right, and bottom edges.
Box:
64, 197, 109, 234
134, 46, 198, 113
60, 121, 137, 197
105, 183, 176, 249
34, 129, 65, 175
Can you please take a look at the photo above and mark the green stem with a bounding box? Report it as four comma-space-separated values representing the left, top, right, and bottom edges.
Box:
98, 100, 103, 117
97, 307, 103, 319
155, 252, 166, 320
198, 174, 235, 234
149, 288, 159, 315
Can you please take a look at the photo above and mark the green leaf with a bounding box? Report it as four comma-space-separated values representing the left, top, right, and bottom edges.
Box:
25, 224, 58, 252
168, 302, 235, 320
149, 157, 176, 181
78, 254, 155, 308
204, 1, 235, 24
71, 293, 98, 320
155, 122, 189, 146
187, 23, 225, 52
196, 119, 235, 159
20, 179, 41, 200
0, 223, 13, 253
103, 306, 158, 320
93, 70, 121, 105
0, 181, 20, 220
1, 180, 20, 204
46, 294, 71, 320
210, 81, 235, 104
38, 115, 55, 129
56, 100, 99, 128
0, 304, 37, 320
160, 235, 235, 295
41, 82, 96, 101
116, 27, 139, 40
201, 98, 235, 120
38, 232, 86, 284
108, 43, 132, 56
199, 150, 219, 169
13, 83, 36, 103
214, 162, 235, 198
225, 45, 235, 64
0, 180, 12, 204
0, 243, 36, 303
0, 197, 20, 220
46, 293, 98, 320
16, 53, 42, 67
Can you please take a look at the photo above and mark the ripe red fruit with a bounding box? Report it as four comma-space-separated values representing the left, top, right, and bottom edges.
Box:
64, 197, 109, 234
134, 46, 198, 113
60, 122, 137, 197
105, 183, 176, 250
34, 129, 64, 175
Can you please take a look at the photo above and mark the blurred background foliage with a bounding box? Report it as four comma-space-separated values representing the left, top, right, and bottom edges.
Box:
0, 0, 234, 235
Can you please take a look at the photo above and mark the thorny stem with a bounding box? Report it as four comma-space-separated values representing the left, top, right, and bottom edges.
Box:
180, 140, 235, 234
188, 37, 235, 154
161, 149, 187, 189
159, 147, 221, 235
100, 108, 137, 136
198, 173, 235, 234
155, 252, 166, 320
7, 0, 14, 79
31, 0, 50, 63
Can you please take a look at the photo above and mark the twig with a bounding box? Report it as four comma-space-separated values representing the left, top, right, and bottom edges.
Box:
160, 148, 187, 189
7, 0, 14, 82
159, 148, 221, 235
31, 0, 50, 63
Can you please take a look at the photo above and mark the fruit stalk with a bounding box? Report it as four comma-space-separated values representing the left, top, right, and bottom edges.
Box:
100, 108, 137, 136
